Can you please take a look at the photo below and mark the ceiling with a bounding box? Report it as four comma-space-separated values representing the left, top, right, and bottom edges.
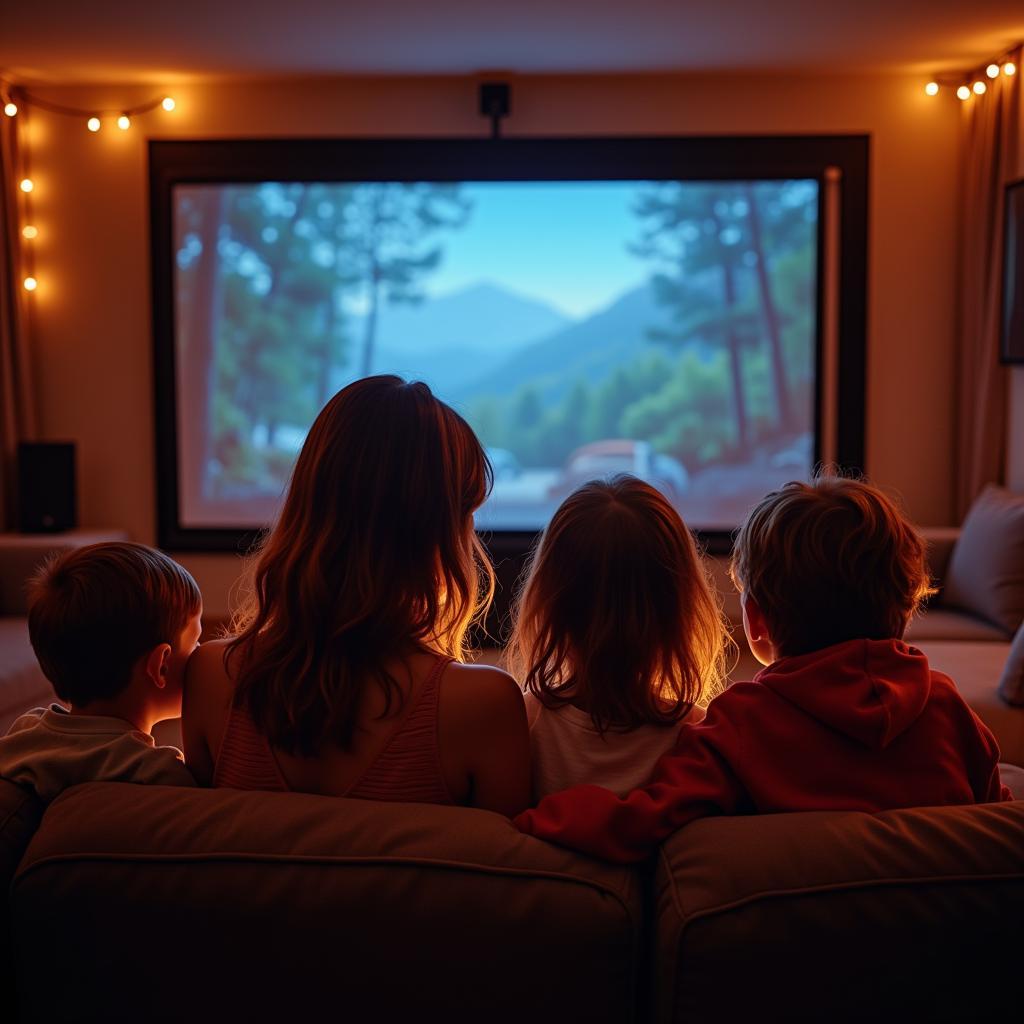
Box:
2, 0, 1022, 82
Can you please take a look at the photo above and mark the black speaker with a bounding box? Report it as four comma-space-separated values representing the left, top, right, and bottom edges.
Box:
17, 442, 77, 533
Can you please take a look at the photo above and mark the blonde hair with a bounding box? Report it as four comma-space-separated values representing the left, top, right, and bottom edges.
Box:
510, 476, 731, 734
228, 376, 495, 756
730, 474, 937, 657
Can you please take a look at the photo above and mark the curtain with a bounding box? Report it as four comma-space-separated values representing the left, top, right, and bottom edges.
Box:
0, 88, 37, 530
955, 46, 1023, 518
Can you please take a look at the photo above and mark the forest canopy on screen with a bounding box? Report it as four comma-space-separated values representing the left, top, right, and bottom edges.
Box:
173, 179, 818, 531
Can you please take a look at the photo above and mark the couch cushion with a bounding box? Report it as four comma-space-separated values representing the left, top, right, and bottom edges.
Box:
12, 783, 643, 1023
943, 485, 1024, 636
0, 779, 43, 1012
998, 621, 1024, 706
0, 618, 50, 727
915, 640, 1024, 766
654, 801, 1024, 1023
904, 607, 1009, 642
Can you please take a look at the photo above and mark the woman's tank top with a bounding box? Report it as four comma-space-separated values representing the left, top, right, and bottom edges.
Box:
212, 654, 455, 805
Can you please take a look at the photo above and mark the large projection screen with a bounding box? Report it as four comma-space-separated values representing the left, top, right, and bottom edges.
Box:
151, 137, 868, 552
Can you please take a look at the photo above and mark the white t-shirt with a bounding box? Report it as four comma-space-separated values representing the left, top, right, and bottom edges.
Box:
0, 704, 195, 802
525, 691, 704, 801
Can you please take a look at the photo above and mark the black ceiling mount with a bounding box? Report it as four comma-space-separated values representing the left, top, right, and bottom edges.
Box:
478, 82, 510, 139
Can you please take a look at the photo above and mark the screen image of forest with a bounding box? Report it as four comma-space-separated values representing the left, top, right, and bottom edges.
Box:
173, 179, 818, 531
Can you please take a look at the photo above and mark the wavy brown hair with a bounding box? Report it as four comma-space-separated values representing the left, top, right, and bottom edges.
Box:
730, 474, 937, 658
510, 476, 731, 734
227, 376, 495, 755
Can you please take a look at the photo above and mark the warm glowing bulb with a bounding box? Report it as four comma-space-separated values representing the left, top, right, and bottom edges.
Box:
3, 102, 17, 117
957, 85, 972, 100
117, 114, 130, 130
22, 225, 38, 240
973, 80, 987, 95
87, 116, 100, 132
19, 178, 33, 193
23, 277, 37, 292
1004, 62, 1017, 76
987, 63, 1000, 79
161, 96, 176, 112
925, 81, 939, 96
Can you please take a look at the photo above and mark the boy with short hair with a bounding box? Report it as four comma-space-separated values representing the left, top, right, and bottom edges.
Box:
0, 542, 201, 800
515, 476, 1013, 862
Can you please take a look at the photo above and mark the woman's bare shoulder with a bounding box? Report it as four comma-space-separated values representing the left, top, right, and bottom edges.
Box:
444, 660, 520, 692
441, 661, 525, 717
189, 636, 233, 671
185, 637, 237, 705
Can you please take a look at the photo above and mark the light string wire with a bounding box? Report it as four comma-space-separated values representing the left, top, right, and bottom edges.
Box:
925, 44, 1019, 98
0, 79, 173, 119
0, 79, 177, 293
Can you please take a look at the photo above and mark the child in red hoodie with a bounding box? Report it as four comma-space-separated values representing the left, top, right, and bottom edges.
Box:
514, 476, 1013, 862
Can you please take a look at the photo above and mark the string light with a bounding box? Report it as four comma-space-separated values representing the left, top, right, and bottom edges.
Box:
924, 46, 1019, 100
1, 83, 185, 303
0, 81, 179, 129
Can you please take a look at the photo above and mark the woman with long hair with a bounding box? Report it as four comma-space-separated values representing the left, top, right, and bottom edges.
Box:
183, 376, 530, 816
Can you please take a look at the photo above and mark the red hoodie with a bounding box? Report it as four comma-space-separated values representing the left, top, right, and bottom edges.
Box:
514, 639, 1013, 862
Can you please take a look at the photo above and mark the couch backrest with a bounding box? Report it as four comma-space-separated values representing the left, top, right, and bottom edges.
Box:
654, 800, 1024, 1023
11, 782, 643, 1023
0, 780, 43, 1009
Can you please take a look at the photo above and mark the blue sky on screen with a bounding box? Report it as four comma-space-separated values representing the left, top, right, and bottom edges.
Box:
423, 182, 649, 320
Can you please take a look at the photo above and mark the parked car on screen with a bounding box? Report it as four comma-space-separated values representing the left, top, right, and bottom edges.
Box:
547, 440, 689, 501
768, 433, 813, 470
485, 447, 521, 482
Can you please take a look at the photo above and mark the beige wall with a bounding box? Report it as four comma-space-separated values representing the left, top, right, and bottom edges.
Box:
20, 73, 960, 615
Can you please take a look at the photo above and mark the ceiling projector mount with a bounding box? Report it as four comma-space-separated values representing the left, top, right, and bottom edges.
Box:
478, 82, 510, 139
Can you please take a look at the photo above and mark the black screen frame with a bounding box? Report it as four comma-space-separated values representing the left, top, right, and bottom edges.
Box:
150, 134, 868, 559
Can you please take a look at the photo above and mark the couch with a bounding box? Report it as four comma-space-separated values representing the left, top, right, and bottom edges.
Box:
1, 778, 1022, 1023
906, 525, 1024, 764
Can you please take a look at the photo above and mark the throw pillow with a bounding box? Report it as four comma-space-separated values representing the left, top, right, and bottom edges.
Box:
998, 621, 1024, 706
943, 485, 1024, 636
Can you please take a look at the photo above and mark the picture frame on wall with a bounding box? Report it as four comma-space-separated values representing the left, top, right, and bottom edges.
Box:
1002, 177, 1024, 364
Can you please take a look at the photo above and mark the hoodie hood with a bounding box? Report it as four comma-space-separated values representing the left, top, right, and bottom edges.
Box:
755, 639, 932, 749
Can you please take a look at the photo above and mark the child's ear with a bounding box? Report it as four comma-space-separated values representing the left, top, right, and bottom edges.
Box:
143, 644, 173, 690
741, 592, 769, 642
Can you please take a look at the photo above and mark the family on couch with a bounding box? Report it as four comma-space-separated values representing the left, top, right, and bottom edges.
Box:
0, 374, 1014, 859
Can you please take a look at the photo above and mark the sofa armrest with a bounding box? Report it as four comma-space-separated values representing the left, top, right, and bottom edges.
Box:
0, 530, 129, 615
920, 526, 961, 596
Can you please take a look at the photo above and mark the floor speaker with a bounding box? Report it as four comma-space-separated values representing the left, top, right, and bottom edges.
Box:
17, 442, 77, 533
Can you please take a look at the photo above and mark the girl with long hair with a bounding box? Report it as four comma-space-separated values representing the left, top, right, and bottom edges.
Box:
510, 475, 732, 801
183, 376, 530, 816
